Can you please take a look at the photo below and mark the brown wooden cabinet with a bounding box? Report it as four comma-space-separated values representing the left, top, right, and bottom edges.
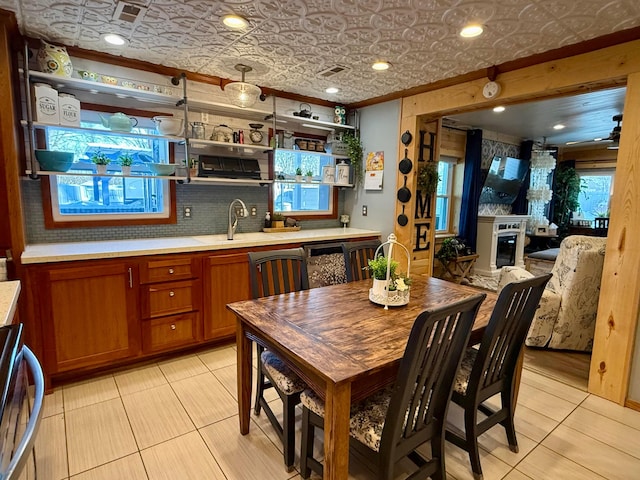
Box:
40, 261, 139, 373
203, 252, 251, 340
139, 254, 202, 354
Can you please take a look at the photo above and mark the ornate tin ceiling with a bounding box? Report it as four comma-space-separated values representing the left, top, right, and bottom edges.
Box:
1, 0, 639, 104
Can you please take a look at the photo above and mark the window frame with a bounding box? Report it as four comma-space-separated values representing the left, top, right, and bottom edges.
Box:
575, 167, 615, 221
435, 157, 456, 233
269, 149, 340, 220
39, 106, 178, 229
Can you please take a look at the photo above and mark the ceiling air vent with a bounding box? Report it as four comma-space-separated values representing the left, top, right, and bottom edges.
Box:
113, 1, 148, 24
317, 65, 350, 78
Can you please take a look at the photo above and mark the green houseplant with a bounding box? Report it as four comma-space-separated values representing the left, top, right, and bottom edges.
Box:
118, 153, 133, 175
417, 162, 439, 195
305, 169, 313, 182
552, 165, 583, 238
435, 237, 465, 263
271, 212, 285, 228
367, 256, 410, 291
91, 152, 110, 174
343, 131, 363, 187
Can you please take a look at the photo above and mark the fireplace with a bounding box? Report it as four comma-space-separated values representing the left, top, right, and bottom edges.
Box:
475, 215, 529, 277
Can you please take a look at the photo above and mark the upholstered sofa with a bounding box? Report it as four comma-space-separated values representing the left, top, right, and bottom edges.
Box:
498, 235, 607, 351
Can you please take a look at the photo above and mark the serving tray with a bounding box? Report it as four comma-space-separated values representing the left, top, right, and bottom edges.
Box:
262, 226, 301, 233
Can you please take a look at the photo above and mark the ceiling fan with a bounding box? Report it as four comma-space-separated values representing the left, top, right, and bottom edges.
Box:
566, 114, 622, 147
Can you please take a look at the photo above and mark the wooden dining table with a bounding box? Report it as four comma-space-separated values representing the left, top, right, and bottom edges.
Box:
227, 276, 497, 480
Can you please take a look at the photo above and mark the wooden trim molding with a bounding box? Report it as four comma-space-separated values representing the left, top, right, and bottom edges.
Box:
41, 177, 177, 229
625, 399, 640, 412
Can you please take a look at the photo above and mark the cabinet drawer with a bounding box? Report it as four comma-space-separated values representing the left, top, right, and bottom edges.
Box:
140, 257, 198, 284
142, 280, 197, 318
142, 313, 199, 353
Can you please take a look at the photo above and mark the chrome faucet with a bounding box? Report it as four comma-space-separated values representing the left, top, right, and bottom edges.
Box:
228, 198, 248, 240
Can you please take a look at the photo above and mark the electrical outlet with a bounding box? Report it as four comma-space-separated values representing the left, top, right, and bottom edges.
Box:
362, 205, 368, 216
201, 112, 209, 123
236, 207, 244, 217
183, 206, 192, 218
250, 206, 257, 216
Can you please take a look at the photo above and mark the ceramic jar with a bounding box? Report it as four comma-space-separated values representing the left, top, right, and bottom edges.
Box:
37, 40, 73, 77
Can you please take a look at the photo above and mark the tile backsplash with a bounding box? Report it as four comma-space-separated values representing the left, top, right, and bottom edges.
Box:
22, 180, 340, 244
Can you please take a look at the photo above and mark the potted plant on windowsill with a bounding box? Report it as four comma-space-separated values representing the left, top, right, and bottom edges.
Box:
305, 169, 313, 182
118, 153, 133, 175
272, 213, 285, 228
91, 152, 110, 175
295, 167, 303, 182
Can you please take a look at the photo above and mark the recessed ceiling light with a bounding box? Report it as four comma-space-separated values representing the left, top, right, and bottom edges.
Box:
372, 61, 390, 71
102, 33, 126, 46
325, 87, 339, 94
553, 124, 566, 130
460, 24, 483, 38
222, 14, 248, 29
493, 106, 505, 113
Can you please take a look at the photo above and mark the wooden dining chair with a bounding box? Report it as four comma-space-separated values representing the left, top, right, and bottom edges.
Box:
446, 273, 552, 480
247, 247, 310, 471
341, 239, 382, 282
299, 293, 486, 480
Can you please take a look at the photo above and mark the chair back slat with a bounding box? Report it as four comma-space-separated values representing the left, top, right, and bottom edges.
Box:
471, 274, 552, 394
248, 248, 309, 299
381, 293, 486, 459
341, 240, 381, 282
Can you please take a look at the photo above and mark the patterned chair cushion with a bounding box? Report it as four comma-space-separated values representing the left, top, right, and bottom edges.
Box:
301, 387, 393, 452
453, 347, 478, 395
261, 350, 306, 395
307, 253, 347, 288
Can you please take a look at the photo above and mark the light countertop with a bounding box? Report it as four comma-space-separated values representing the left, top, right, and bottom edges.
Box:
0, 281, 20, 326
21, 228, 381, 264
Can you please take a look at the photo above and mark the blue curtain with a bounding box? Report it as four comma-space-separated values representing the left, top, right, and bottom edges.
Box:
512, 140, 533, 214
458, 129, 483, 251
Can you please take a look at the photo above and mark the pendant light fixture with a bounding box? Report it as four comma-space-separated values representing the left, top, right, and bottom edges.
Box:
225, 64, 261, 108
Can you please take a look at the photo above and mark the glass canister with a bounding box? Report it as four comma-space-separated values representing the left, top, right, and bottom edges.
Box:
191, 121, 206, 139
336, 161, 350, 185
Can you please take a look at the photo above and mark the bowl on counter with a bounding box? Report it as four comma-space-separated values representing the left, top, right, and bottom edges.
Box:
147, 163, 176, 176
34, 150, 74, 172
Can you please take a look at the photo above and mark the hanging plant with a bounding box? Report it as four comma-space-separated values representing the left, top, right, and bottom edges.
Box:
417, 162, 439, 195
342, 131, 364, 187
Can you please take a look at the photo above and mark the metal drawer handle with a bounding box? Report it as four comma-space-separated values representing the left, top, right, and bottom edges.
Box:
168, 268, 174, 274
169, 291, 175, 297
170, 324, 176, 330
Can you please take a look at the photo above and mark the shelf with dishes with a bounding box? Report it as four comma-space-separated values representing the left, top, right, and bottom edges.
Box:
188, 138, 272, 154
273, 178, 353, 187
26, 70, 180, 106
273, 147, 349, 160
22, 120, 184, 142
269, 113, 355, 132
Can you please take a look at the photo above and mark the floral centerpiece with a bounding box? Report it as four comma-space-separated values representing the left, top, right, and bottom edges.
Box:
368, 234, 411, 308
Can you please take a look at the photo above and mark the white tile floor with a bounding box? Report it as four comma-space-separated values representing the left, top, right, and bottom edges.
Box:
21, 344, 640, 480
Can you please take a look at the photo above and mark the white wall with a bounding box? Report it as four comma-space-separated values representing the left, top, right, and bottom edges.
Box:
345, 100, 400, 242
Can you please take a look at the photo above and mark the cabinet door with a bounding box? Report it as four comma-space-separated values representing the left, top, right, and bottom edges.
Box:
43, 262, 139, 372
203, 253, 251, 340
